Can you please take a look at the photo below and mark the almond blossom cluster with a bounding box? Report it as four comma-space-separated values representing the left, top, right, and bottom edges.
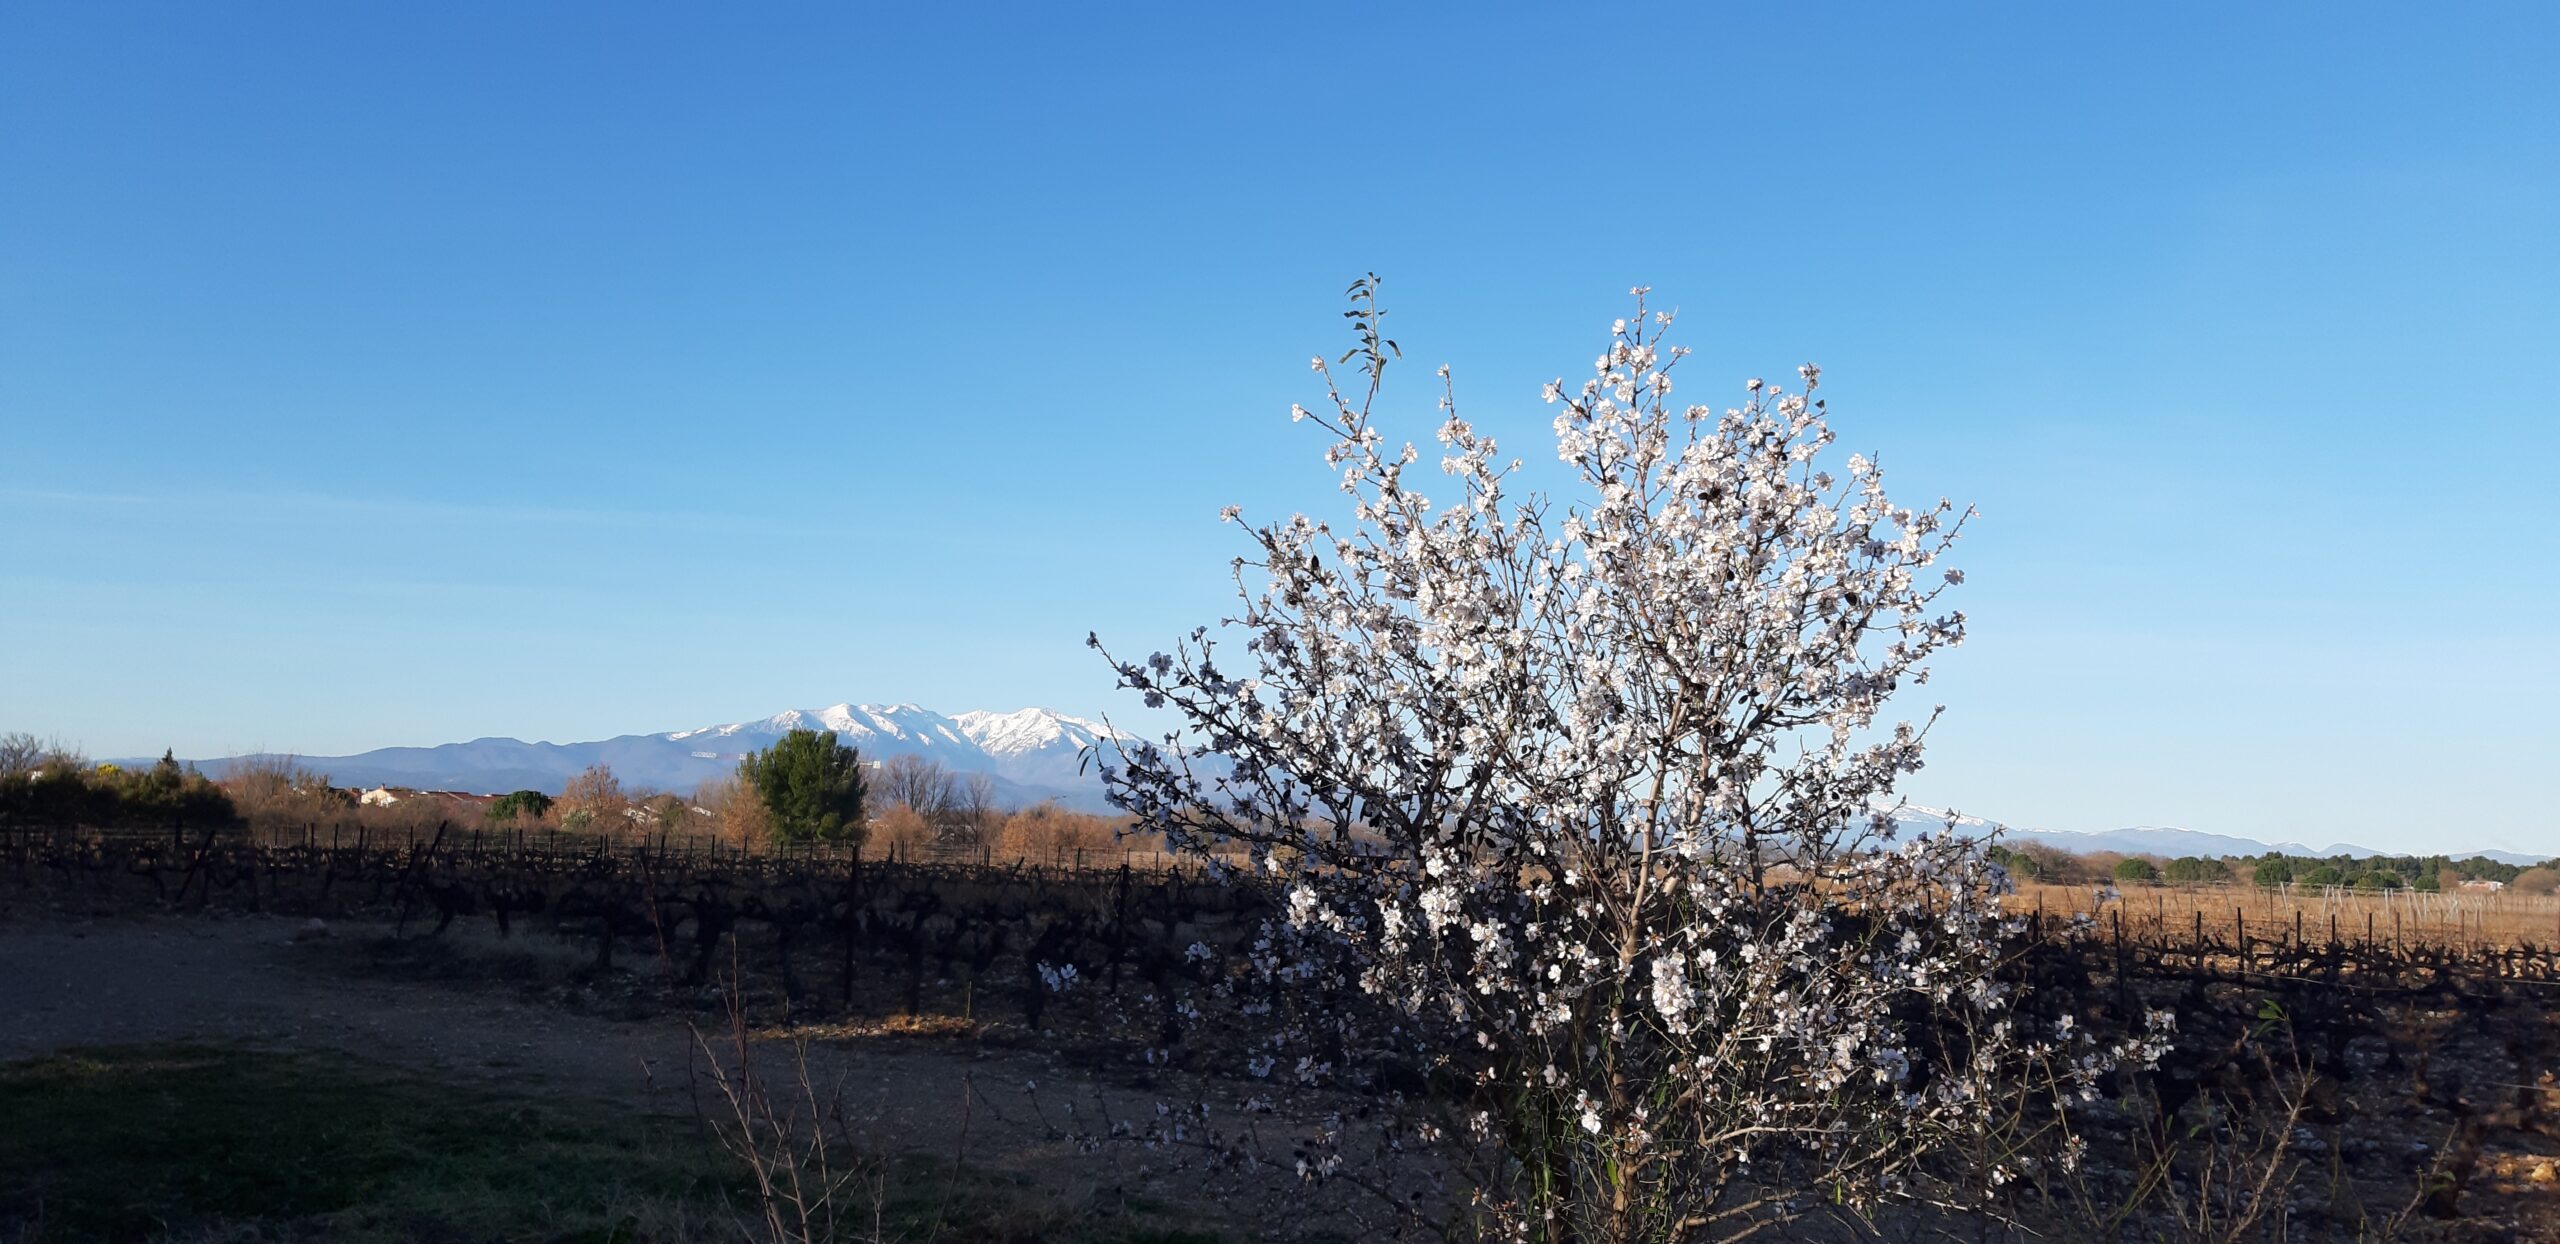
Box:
1095, 281, 2164, 1240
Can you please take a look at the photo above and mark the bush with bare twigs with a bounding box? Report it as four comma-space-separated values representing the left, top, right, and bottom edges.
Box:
989, 802, 1118, 866
870, 804, 938, 858
697, 774, 773, 848
219, 756, 349, 831
691, 987, 883, 1242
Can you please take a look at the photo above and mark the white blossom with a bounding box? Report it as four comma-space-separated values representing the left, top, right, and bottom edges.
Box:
1093, 284, 2158, 1238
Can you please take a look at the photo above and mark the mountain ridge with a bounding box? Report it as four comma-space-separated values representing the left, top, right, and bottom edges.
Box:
179, 703, 1134, 811
147, 714, 2548, 865
1885, 805, 2545, 867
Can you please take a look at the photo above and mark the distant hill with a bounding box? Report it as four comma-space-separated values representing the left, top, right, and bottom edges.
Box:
177, 703, 1133, 811
154, 718, 2551, 865
1885, 806, 2547, 867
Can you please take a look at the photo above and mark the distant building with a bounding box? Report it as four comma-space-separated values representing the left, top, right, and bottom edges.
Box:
359, 787, 404, 807
2460, 877, 2506, 892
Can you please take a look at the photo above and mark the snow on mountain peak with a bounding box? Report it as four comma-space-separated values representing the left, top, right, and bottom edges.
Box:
668, 702, 975, 749
1876, 802, 2006, 833
660, 702, 1128, 799
952, 707, 1125, 757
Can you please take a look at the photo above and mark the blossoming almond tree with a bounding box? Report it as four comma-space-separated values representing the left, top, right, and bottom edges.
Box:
1095, 278, 2160, 1241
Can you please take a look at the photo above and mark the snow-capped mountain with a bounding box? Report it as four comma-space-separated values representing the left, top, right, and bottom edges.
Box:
666, 702, 1131, 795
162, 730, 2549, 864
952, 708, 1122, 790
187, 703, 1139, 810
669, 703, 988, 767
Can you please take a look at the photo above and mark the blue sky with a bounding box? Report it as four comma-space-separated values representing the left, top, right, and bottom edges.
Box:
3, 5, 2553, 854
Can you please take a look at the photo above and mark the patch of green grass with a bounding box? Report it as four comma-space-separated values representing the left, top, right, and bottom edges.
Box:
796, 1151, 1228, 1244
0, 1043, 1228, 1243
0, 1043, 731, 1243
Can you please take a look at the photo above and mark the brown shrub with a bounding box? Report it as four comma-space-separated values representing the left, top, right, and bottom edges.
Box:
695, 775, 771, 847
2013, 842, 2088, 885
354, 793, 449, 838
871, 804, 937, 858
221, 757, 350, 831
992, 802, 1119, 865
557, 764, 630, 835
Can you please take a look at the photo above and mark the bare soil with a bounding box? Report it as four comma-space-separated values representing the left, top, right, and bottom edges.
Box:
0, 907, 1342, 1241
8, 901, 2552, 1242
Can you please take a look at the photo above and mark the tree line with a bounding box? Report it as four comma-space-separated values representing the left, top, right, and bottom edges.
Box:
0, 734, 232, 828
460, 730, 1122, 860
1984, 839, 2554, 894
1, 727, 1123, 865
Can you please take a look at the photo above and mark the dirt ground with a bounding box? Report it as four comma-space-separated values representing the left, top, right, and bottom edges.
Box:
9, 905, 2553, 1242
0, 908, 1348, 1240
1, 913, 693, 1100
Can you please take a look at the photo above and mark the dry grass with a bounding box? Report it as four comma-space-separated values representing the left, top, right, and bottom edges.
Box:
2015, 881, 2560, 950
774, 1013, 984, 1043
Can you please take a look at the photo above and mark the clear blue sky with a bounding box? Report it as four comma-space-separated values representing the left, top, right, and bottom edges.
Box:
4, 5, 2553, 855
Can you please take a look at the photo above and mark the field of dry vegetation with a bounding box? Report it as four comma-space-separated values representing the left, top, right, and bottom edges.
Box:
2021, 881, 2560, 953
0, 823, 2554, 1241
7, 736, 2557, 1239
